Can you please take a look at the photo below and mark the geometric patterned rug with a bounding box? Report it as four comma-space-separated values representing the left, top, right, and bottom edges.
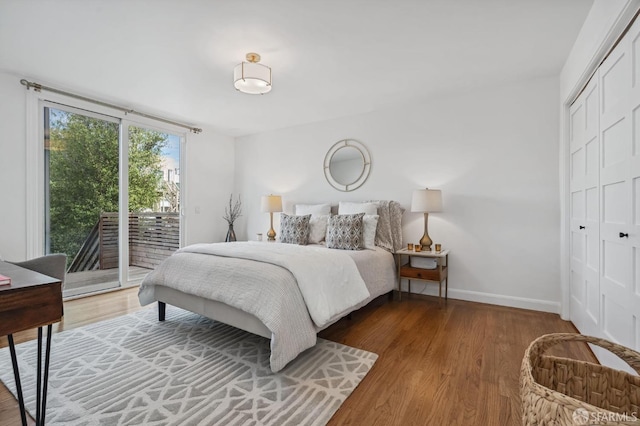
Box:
0, 306, 377, 426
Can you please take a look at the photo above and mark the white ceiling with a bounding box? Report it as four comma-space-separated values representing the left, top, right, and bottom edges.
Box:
0, 0, 593, 137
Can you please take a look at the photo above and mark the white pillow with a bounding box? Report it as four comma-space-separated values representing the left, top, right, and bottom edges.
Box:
308, 214, 330, 244
338, 201, 378, 215
363, 215, 379, 249
295, 203, 331, 215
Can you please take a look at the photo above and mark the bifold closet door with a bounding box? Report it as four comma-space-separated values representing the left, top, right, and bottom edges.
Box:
598, 17, 640, 362
569, 77, 600, 338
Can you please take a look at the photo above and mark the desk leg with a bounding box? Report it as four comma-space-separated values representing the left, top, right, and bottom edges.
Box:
8, 334, 27, 426
36, 327, 42, 423
7, 325, 54, 426
40, 324, 53, 426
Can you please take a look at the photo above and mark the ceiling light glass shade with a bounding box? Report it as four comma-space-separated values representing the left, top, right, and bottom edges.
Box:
234, 61, 272, 95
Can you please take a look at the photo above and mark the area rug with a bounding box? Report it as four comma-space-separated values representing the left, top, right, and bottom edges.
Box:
0, 306, 378, 425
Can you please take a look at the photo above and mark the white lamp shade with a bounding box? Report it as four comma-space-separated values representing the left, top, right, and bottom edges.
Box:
234, 61, 272, 95
261, 195, 282, 213
411, 189, 443, 213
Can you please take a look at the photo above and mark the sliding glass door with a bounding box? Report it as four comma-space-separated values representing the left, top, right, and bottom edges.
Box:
44, 105, 122, 296
126, 125, 182, 285
42, 103, 184, 297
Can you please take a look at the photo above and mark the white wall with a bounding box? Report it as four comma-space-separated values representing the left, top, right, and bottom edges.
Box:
0, 71, 235, 261
235, 76, 561, 313
183, 125, 236, 245
0, 72, 28, 261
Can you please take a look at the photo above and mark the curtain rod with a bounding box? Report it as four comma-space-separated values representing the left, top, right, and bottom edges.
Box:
20, 79, 202, 134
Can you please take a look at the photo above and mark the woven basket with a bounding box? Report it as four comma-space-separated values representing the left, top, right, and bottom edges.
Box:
521, 333, 640, 425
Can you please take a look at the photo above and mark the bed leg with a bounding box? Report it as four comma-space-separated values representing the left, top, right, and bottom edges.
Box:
158, 302, 166, 321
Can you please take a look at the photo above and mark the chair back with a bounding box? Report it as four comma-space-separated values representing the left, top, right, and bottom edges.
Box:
9, 254, 67, 288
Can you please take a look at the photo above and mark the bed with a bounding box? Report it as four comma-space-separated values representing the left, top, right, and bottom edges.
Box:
138, 200, 404, 372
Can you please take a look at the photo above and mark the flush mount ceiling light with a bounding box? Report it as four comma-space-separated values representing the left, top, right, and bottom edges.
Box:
233, 52, 272, 95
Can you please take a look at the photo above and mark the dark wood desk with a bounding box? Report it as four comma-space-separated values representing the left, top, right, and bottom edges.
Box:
0, 260, 63, 426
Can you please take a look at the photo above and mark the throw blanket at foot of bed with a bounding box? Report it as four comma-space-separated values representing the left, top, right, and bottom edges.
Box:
139, 242, 370, 372
179, 242, 370, 327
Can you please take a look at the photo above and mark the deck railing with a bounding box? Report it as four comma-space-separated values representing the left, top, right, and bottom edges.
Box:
100, 212, 180, 270
69, 212, 179, 272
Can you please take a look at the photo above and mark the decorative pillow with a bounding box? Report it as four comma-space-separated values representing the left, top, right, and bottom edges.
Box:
295, 203, 331, 215
338, 201, 378, 216
308, 214, 330, 244
280, 213, 311, 245
326, 213, 365, 250
363, 214, 379, 249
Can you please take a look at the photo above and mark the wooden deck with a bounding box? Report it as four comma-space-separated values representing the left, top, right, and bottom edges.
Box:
63, 266, 151, 297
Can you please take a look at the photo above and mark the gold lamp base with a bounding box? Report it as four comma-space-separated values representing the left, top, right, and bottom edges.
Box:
267, 212, 276, 241
420, 212, 432, 251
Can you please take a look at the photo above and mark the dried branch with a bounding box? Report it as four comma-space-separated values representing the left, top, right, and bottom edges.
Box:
223, 194, 242, 225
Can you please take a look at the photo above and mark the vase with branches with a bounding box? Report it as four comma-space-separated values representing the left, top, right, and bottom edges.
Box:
223, 194, 242, 242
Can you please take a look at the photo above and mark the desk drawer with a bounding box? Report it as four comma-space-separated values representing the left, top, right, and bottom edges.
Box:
0, 283, 63, 335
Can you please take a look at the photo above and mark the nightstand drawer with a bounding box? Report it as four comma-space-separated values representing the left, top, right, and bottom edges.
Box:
399, 264, 447, 281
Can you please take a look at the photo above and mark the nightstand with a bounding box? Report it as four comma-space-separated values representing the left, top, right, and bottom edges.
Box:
395, 248, 449, 301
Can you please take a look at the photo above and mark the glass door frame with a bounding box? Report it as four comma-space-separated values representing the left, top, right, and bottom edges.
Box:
26, 90, 187, 295
121, 120, 186, 287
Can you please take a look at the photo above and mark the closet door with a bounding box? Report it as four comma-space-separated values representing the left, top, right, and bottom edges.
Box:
598, 17, 640, 363
569, 77, 600, 337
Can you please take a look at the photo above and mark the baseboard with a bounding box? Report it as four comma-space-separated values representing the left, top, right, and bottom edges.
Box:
403, 282, 560, 314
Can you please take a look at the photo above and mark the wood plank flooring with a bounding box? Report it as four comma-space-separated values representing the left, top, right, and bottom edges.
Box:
320, 295, 596, 425
0, 289, 595, 426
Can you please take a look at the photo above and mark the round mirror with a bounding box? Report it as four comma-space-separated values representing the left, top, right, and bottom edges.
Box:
324, 139, 371, 192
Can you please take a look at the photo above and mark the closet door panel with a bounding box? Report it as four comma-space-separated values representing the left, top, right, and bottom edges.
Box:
571, 145, 585, 183
598, 20, 640, 362
601, 180, 627, 224
601, 118, 629, 168
601, 48, 630, 125
584, 86, 601, 326
569, 17, 640, 365
629, 19, 640, 353
585, 137, 599, 187
632, 27, 640, 95
626, 18, 640, 353
569, 78, 599, 336
602, 291, 634, 343
601, 239, 628, 287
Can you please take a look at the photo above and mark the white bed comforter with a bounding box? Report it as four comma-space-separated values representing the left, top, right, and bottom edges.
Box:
139, 242, 373, 372
178, 242, 370, 327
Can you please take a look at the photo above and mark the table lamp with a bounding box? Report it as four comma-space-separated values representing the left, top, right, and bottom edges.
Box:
411, 188, 442, 250
261, 194, 282, 241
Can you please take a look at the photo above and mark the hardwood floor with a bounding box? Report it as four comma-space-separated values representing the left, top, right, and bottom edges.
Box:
0, 289, 595, 426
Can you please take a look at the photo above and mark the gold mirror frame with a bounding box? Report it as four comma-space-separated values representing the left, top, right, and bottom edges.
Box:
323, 139, 371, 192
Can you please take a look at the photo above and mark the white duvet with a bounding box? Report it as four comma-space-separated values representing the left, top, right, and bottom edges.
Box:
177, 242, 371, 328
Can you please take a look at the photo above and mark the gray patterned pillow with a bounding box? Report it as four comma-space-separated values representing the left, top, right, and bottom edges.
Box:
280, 213, 311, 245
325, 213, 365, 250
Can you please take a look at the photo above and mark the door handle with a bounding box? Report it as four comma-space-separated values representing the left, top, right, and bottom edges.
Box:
619, 232, 629, 238
579, 226, 585, 230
